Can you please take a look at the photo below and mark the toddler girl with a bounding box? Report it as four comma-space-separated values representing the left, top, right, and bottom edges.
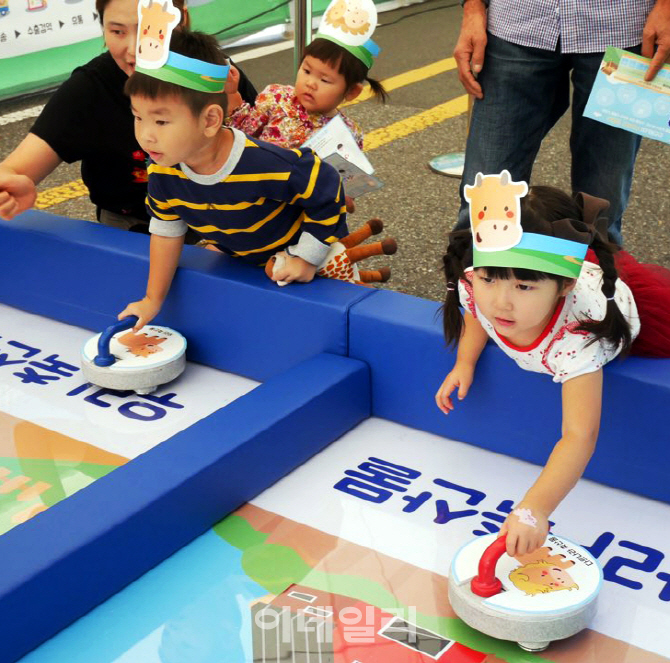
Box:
225, 0, 387, 150
436, 175, 670, 557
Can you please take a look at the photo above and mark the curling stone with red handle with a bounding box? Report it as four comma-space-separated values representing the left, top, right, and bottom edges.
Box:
448, 533, 602, 652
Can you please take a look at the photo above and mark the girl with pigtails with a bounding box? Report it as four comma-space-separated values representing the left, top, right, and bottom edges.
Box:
435, 175, 670, 558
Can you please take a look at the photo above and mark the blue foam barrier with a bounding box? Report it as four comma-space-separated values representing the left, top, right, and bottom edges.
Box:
0, 352, 370, 663
0, 212, 373, 381
349, 289, 670, 504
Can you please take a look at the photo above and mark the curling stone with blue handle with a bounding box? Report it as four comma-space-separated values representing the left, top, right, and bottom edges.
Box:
81, 316, 187, 394
448, 533, 602, 652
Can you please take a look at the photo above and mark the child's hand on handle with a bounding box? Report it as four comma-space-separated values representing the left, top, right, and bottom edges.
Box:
499, 505, 549, 557
117, 297, 162, 332
435, 362, 474, 414
0, 171, 37, 220
270, 252, 318, 285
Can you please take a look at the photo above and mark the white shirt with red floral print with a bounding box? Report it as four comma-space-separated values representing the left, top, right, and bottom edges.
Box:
227, 84, 364, 150
458, 262, 641, 383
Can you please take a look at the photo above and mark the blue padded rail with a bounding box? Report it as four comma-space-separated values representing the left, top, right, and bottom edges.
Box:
349, 289, 670, 504
0, 352, 370, 663
0, 212, 373, 381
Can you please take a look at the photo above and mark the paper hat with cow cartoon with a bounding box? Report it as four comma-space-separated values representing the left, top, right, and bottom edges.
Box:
315, 0, 380, 69
465, 171, 589, 278
135, 0, 229, 93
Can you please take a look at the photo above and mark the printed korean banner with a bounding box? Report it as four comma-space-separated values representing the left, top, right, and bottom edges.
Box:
0, 0, 100, 59
0, 0, 290, 99
0, 0, 395, 100
0, 303, 257, 536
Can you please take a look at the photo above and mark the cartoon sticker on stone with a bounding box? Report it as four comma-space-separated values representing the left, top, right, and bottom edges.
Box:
464, 170, 528, 252
509, 547, 579, 597
118, 331, 167, 358
136, 0, 180, 69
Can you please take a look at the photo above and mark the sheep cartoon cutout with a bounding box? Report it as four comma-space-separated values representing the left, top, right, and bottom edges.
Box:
136, 0, 181, 70
316, 0, 380, 68
464, 170, 528, 252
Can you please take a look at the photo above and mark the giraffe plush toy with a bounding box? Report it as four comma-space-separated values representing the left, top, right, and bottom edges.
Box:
266, 218, 397, 285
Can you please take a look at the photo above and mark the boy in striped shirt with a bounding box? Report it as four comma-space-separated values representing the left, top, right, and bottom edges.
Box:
119, 29, 348, 330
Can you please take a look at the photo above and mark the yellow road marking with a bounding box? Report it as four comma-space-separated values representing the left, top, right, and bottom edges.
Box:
34, 59, 464, 209
35, 179, 89, 209
364, 94, 468, 151
342, 57, 457, 107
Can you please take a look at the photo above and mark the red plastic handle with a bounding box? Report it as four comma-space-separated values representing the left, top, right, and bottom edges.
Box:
470, 535, 508, 597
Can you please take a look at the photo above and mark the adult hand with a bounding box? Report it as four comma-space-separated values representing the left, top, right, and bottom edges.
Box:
499, 505, 549, 557
117, 296, 162, 332
642, 0, 670, 81
270, 252, 318, 284
453, 0, 488, 98
0, 171, 37, 220
435, 361, 475, 414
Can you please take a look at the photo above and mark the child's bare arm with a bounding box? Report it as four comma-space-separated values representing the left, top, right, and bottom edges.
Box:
435, 312, 488, 414
502, 369, 602, 555
118, 234, 185, 331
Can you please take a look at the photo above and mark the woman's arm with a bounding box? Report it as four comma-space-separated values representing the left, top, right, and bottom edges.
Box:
1, 133, 62, 184
503, 369, 603, 555
435, 311, 489, 414
0, 133, 62, 219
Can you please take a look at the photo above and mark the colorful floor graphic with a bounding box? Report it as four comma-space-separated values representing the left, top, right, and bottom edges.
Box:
0, 304, 257, 536
17, 417, 670, 663
0, 413, 127, 535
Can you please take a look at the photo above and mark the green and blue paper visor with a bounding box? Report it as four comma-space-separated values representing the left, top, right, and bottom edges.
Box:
314, 34, 380, 69
136, 51, 229, 93
473, 232, 589, 279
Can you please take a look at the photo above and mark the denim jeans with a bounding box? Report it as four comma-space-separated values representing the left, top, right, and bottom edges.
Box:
455, 34, 642, 245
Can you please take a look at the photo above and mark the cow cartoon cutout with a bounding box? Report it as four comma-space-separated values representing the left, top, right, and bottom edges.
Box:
464, 170, 528, 252
136, 0, 180, 70
118, 331, 167, 358
317, 0, 377, 49
509, 547, 579, 597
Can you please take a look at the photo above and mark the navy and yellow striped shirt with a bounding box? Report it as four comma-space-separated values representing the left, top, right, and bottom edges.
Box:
147, 128, 348, 266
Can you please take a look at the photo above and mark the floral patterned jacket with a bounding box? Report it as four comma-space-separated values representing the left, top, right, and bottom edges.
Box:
227, 84, 364, 150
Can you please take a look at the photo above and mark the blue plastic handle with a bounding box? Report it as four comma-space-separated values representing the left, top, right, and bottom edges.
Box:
94, 316, 139, 367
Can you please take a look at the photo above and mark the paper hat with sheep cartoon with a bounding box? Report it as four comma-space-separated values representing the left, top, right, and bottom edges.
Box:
315, 0, 380, 69
465, 171, 589, 278
135, 0, 229, 93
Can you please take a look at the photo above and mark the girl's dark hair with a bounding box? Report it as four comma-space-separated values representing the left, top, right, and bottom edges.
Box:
442, 185, 632, 355
98, 0, 190, 27
302, 38, 388, 103
124, 29, 227, 117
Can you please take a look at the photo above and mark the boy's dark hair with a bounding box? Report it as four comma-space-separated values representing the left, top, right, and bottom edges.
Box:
125, 29, 227, 117
442, 185, 632, 355
303, 38, 388, 103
